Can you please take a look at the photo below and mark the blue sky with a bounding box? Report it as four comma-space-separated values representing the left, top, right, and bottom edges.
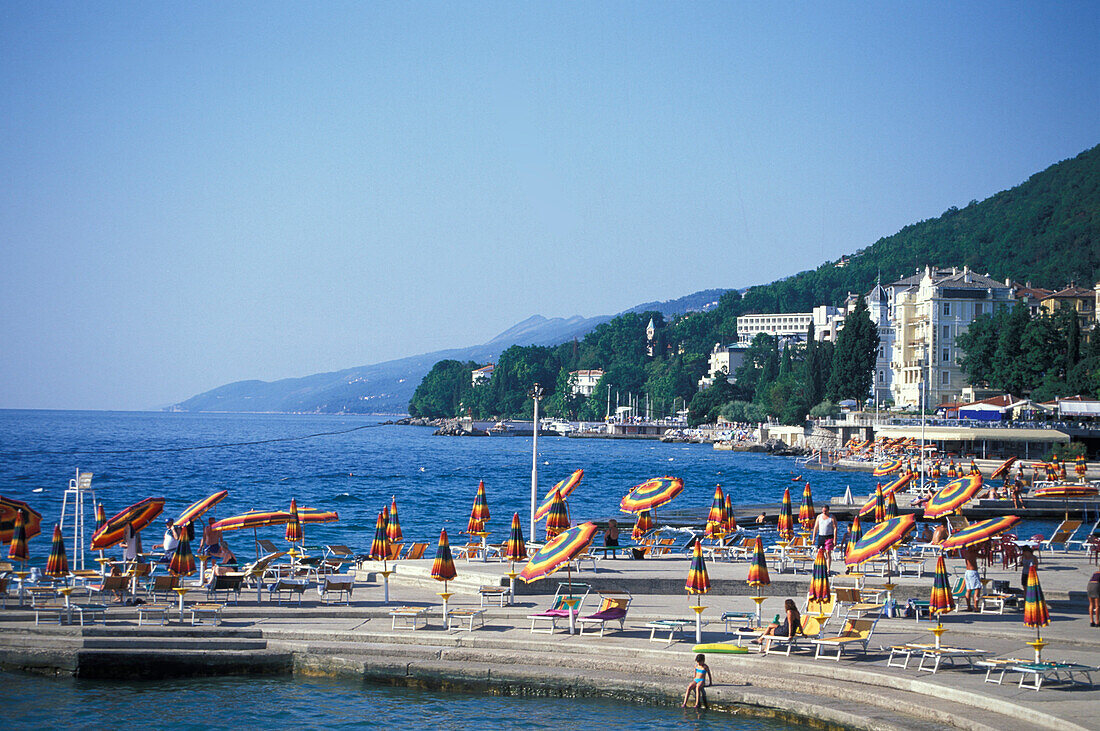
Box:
2, 3, 1098, 410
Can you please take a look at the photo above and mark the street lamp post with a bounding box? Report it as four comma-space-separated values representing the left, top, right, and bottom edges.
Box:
528, 383, 544, 544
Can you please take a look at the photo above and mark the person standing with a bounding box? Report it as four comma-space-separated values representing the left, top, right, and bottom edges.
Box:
961, 544, 981, 611
1019, 545, 1039, 590
812, 505, 838, 569
1088, 568, 1100, 627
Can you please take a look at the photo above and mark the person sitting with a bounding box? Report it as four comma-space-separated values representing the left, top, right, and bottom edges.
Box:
153, 519, 180, 563
201, 516, 233, 564
930, 521, 949, 545
753, 599, 801, 643
755, 512, 767, 525
122, 523, 143, 564
604, 519, 619, 547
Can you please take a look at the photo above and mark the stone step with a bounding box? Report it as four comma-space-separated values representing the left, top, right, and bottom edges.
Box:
81, 637, 268, 651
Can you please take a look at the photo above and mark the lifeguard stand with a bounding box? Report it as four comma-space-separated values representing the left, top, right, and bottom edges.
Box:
59, 469, 97, 570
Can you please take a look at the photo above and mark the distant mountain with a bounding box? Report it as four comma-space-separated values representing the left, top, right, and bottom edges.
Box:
171, 291, 730, 414
619, 288, 729, 317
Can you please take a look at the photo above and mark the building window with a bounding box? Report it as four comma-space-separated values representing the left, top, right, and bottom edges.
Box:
975, 303, 984, 316
941, 370, 950, 386
878, 346, 884, 358
942, 348, 950, 362
878, 370, 885, 384
942, 324, 950, 340
942, 302, 950, 316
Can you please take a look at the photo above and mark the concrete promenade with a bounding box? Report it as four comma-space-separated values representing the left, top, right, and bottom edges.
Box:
1, 550, 1098, 730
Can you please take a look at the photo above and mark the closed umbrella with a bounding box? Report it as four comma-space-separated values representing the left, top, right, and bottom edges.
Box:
685, 541, 711, 643
873, 484, 886, 524
1023, 565, 1050, 662
1076, 455, 1088, 482
285, 499, 304, 545
8, 510, 29, 562
94, 502, 106, 532
519, 522, 597, 635
807, 548, 831, 617
369, 509, 393, 603
631, 510, 654, 541
747, 536, 771, 625
534, 469, 584, 521
620, 476, 684, 514
925, 475, 983, 519
705, 485, 726, 537
467, 480, 490, 535
168, 526, 196, 577
502, 512, 526, 603
724, 495, 737, 533
544, 487, 570, 540
929, 555, 954, 648
846, 514, 864, 557
432, 528, 458, 622
885, 490, 899, 519
45, 524, 68, 579
798, 482, 815, 532
777, 488, 794, 541
387, 497, 403, 544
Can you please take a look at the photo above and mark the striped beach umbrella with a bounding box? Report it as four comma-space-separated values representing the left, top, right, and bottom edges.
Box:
519, 522, 597, 584
724, 495, 737, 533
873, 484, 886, 523
947, 461, 958, 478
777, 487, 794, 541
929, 555, 954, 619
369, 510, 390, 562
1023, 564, 1050, 661
846, 514, 863, 556
1076, 455, 1088, 480
930, 461, 941, 480
685, 541, 710, 600
212, 510, 292, 532
387, 497, 403, 544
747, 537, 770, 587
431, 528, 457, 582
45, 524, 68, 579
807, 548, 831, 605
168, 526, 196, 577
1057, 459, 1067, 481
8, 510, 29, 562
873, 459, 902, 477
990, 456, 1017, 480
924, 475, 983, 519
620, 476, 684, 514
845, 514, 916, 566
1032, 484, 1099, 498
544, 487, 571, 540
285, 499, 304, 543
969, 459, 980, 476
175, 490, 228, 528
90, 497, 165, 550
631, 510, 654, 540
941, 516, 1021, 550
885, 490, 899, 519
502, 513, 526, 563
798, 482, 815, 532
705, 484, 726, 536
0, 497, 42, 544
534, 469, 584, 521
95, 502, 107, 532
467, 480, 490, 534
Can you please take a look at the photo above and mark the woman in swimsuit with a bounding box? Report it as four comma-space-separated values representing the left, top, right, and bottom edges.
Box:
755, 599, 801, 642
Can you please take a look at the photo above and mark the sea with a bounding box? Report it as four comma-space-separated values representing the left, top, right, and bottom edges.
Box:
0, 409, 1045, 728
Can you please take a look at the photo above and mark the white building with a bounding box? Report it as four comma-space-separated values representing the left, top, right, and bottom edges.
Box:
471, 364, 494, 386
736, 306, 849, 345
698, 343, 750, 389
569, 369, 604, 397
864, 282, 894, 405
888, 266, 1014, 408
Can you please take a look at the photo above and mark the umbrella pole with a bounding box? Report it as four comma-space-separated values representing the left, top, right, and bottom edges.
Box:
439, 579, 451, 626
507, 560, 517, 605
691, 594, 706, 644
564, 562, 579, 635
381, 558, 390, 605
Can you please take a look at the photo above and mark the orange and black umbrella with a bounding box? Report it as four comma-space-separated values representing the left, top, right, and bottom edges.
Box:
431, 528, 457, 583
467, 480, 490, 534
502, 513, 526, 563
8, 510, 29, 563
369, 510, 390, 561
91, 497, 165, 550
169, 526, 196, 577
846, 514, 863, 556
724, 495, 737, 533
929, 555, 954, 619
798, 482, 815, 531
685, 540, 710, 599
285, 499, 304, 544
747, 536, 770, 588
885, 491, 899, 519
631, 510, 654, 541
0, 496, 42, 544
175, 490, 228, 528
705, 484, 726, 536
807, 548, 830, 604
776, 487, 794, 541
45, 524, 68, 579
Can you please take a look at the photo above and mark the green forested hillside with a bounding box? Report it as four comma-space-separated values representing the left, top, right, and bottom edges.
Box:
410, 144, 1100, 421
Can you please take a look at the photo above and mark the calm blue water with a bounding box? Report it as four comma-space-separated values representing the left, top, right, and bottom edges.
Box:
0, 410, 888, 561
0, 672, 801, 730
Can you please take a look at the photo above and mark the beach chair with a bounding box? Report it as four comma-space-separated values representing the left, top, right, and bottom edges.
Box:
577, 591, 632, 637
0, 577, 8, 608
240, 551, 286, 590
911, 576, 966, 620
88, 575, 130, 602
268, 579, 308, 605
812, 617, 879, 660
761, 614, 823, 656
569, 547, 598, 573
256, 539, 281, 555
528, 583, 590, 634
206, 572, 244, 604
388, 543, 405, 560
404, 542, 429, 560
318, 576, 354, 605
137, 603, 173, 626
1067, 518, 1100, 551
34, 601, 70, 625
1040, 520, 1081, 553
322, 545, 355, 574
651, 538, 677, 556
148, 574, 180, 601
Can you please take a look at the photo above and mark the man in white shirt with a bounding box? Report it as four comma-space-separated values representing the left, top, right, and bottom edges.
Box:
812, 505, 838, 569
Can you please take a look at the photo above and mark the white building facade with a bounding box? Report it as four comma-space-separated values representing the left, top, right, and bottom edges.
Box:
569, 369, 604, 397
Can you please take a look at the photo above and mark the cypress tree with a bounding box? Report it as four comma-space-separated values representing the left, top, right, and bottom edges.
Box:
826, 296, 879, 403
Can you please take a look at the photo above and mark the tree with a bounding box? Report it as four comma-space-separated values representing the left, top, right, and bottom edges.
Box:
957, 311, 1002, 386
826, 296, 879, 402
408, 360, 476, 418
990, 304, 1031, 395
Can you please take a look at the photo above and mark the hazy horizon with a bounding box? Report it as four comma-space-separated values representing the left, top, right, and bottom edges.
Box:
3, 3, 1098, 410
